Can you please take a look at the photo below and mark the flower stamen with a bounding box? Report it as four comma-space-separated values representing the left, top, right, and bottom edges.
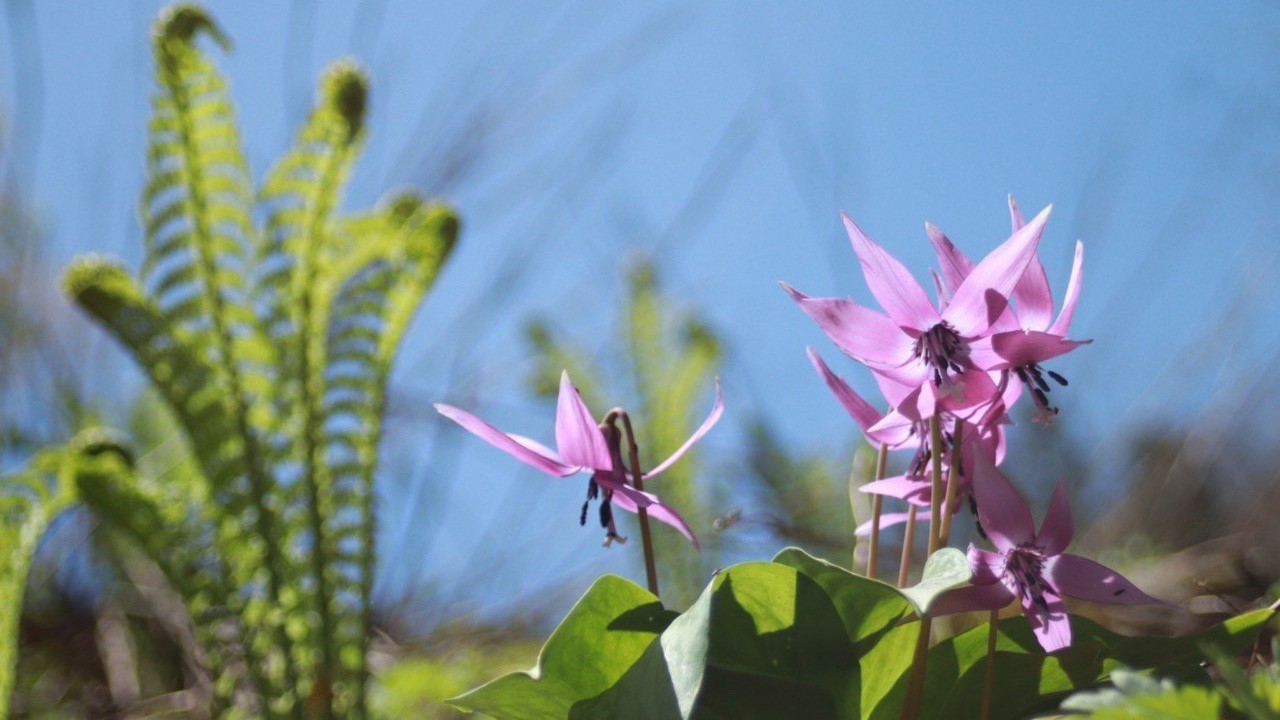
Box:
913, 322, 969, 397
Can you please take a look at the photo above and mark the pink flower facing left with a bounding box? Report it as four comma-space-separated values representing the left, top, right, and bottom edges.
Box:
933, 451, 1163, 653
435, 371, 722, 549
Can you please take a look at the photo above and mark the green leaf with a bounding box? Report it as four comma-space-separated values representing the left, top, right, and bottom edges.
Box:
900, 548, 970, 617
908, 602, 1278, 720
1060, 668, 1222, 719
448, 576, 677, 720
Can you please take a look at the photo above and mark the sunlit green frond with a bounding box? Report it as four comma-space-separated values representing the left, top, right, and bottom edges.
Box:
318, 196, 457, 715
0, 448, 76, 720
251, 61, 370, 717
63, 256, 298, 717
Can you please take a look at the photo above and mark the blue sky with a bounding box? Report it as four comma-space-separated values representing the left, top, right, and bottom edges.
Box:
5, 1, 1280, 622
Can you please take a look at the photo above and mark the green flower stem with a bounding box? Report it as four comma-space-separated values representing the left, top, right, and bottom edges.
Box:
866, 443, 889, 579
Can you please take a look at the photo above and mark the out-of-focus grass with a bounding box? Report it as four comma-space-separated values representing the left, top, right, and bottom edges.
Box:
372, 639, 540, 719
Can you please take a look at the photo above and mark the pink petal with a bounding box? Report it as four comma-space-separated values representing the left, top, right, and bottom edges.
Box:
971, 448, 1035, 553
807, 348, 884, 435
863, 408, 916, 448
968, 331, 1090, 371
1012, 258, 1054, 331
643, 380, 724, 479
1007, 197, 1055, 331
1046, 554, 1163, 606
1022, 590, 1072, 653
1047, 240, 1084, 337
1008, 195, 1026, 232
945, 205, 1052, 337
860, 474, 931, 503
1036, 480, 1073, 555
605, 477, 700, 549
873, 371, 918, 411
925, 221, 974, 297
854, 510, 912, 536
969, 547, 1006, 584
843, 212, 941, 331
782, 283, 915, 368
554, 371, 613, 470
930, 582, 1015, 617
435, 403, 579, 477
934, 366, 1000, 414
868, 355, 931, 390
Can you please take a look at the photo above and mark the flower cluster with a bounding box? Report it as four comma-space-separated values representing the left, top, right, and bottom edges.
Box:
787, 197, 1159, 652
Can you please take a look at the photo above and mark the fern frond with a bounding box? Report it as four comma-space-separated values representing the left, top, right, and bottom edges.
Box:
318, 197, 457, 715
0, 448, 76, 720
254, 60, 369, 718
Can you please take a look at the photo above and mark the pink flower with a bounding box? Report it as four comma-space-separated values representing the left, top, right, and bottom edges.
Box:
928, 196, 1088, 421
807, 347, 1005, 535
784, 205, 1052, 419
932, 450, 1162, 653
435, 371, 722, 548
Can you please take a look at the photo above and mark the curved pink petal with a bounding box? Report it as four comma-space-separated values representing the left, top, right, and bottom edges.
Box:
435, 403, 579, 477
1008, 195, 1026, 232
945, 205, 1051, 337
926, 221, 974, 297
971, 449, 1035, 552
968, 331, 1089, 371
1023, 590, 1072, 653
1036, 480, 1073, 556
1009, 193, 1054, 331
843, 212, 941, 331
807, 348, 883, 435
782, 283, 915, 367
604, 477, 700, 549
860, 474, 931, 503
863, 408, 916, 448
930, 582, 1015, 617
854, 510, 912, 536
1012, 257, 1054, 332
1046, 554, 1163, 607
554, 371, 613, 470
934, 366, 1000, 414
868, 355, 931, 390
873, 371, 918, 411
969, 547, 1006, 584
643, 380, 724, 479
1047, 240, 1084, 337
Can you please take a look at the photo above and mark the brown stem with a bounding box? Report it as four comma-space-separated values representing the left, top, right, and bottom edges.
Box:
616, 412, 660, 598
866, 443, 889, 579
980, 609, 999, 720
897, 505, 918, 588
939, 420, 965, 547
927, 415, 944, 554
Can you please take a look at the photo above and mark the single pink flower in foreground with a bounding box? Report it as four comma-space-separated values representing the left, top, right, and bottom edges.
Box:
929, 196, 1089, 421
932, 451, 1162, 653
435, 371, 722, 548
784, 205, 1052, 419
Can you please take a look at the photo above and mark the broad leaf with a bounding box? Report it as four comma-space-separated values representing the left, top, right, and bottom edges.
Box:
900, 548, 971, 617
448, 575, 677, 720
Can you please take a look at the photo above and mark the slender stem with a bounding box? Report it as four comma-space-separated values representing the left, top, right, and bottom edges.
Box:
866, 443, 889, 578
939, 420, 965, 547
980, 608, 999, 720
617, 413, 660, 599
900, 615, 933, 720
927, 415, 944, 554
897, 505, 918, 588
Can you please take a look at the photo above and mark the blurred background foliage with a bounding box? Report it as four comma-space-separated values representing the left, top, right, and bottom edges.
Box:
1, 1, 1279, 718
